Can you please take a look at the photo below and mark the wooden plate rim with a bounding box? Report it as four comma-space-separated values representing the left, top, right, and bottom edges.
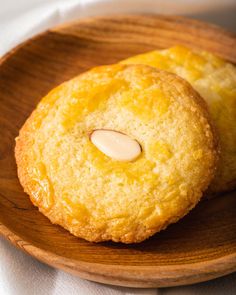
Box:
1, 222, 236, 287
0, 15, 236, 287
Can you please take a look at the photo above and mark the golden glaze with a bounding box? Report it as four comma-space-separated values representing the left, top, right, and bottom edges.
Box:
15, 64, 217, 243
122, 46, 236, 194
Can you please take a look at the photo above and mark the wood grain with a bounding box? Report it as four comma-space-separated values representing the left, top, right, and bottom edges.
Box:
0, 15, 236, 288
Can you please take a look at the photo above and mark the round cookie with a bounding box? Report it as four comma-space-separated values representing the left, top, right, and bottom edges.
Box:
122, 46, 236, 195
15, 64, 218, 243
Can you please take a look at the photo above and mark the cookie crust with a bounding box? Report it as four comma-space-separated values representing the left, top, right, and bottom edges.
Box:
15, 64, 218, 243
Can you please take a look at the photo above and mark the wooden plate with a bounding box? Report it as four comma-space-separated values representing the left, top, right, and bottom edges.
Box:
0, 15, 236, 288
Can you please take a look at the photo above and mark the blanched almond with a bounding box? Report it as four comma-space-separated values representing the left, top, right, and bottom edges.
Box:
90, 129, 141, 162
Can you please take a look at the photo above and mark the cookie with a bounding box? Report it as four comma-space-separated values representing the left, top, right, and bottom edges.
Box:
122, 45, 236, 194
15, 64, 217, 243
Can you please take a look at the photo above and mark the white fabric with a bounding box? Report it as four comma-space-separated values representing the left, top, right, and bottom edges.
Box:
1, 0, 236, 55
0, 1, 236, 294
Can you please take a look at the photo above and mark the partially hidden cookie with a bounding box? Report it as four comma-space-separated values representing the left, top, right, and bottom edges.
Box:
15, 64, 218, 243
122, 45, 236, 195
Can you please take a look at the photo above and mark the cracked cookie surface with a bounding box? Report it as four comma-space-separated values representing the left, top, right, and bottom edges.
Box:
15, 64, 217, 243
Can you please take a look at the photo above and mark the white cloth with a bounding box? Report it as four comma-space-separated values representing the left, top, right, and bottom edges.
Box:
0, 1, 236, 294
1, 0, 236, 55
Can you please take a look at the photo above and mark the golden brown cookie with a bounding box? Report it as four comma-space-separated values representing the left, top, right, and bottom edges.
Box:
15, 64, 218, 243
122, 46, 236, 195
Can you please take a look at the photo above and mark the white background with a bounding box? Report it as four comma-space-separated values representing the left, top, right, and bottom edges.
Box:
0, 1, 236, 294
